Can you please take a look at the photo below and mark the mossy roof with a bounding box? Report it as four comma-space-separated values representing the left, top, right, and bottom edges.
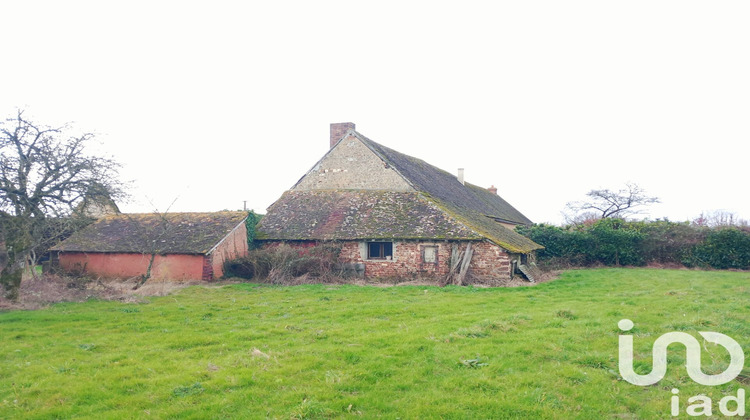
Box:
257, 130, 542, 253
355, 133, 541, 252
51, 211, 247, 255
356, 133, 533, 226
256, 191, 481, 241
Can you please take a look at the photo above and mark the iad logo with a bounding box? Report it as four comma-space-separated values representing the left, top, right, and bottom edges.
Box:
618, 319, 747, 417
618, 319, 744, 386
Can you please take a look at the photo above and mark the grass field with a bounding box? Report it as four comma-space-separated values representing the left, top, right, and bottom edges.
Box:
1, 268, 749, 419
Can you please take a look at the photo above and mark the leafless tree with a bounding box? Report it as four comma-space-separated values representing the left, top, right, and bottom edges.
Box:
561, 210, 600, 227
128, 198, 179, 290
565, 182, 660, 221
693, 210, 748, 228
0, 110, 122, 295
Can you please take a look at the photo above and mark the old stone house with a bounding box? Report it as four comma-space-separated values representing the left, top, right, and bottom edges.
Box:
256, 123, 543, 284
51, 212, 248, 281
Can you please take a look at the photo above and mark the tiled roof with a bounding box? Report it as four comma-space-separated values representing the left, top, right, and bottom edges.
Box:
258, 129, 542, 253
356, 133, 533, 225
256, 190, 481, 241
354, 133, 541, 252
51, 212, 247, 254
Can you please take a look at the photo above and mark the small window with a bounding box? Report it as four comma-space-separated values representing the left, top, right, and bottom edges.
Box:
422, 246, 438, 264
367, 242, 393, 260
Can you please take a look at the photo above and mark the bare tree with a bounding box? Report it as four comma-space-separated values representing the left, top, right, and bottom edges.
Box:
566, 182, 660, 221
693, 210, 748, 228
128, 198, 179, 290
127, 213, 174, 289
561, 210, 600, 227
0, 110, 122, 294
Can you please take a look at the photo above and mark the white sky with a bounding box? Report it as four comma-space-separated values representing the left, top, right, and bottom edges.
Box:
2, 1, 748, 225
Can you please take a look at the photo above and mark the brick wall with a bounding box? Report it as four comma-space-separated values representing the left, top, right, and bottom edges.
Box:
201, 257, 213, 280
207, 221, 249, 279
330, 122, 355, 148
265, 239, 513, 283
466, 240, 512, 283
337, 240, 453, 280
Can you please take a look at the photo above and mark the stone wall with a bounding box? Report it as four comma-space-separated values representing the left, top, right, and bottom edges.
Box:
269, 239, 514, 283
466, 240, 513, 282
293, 134, 413, 191
337, 240, 453, 280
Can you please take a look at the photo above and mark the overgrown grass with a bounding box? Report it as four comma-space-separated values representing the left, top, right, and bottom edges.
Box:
1, 268, 749, 418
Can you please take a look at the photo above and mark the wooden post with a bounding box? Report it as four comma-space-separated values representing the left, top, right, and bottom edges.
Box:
456, 243, 473, 286
446, 243, 462, 285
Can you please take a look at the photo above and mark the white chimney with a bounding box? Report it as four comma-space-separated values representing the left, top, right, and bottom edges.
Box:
457, 168, 465, 185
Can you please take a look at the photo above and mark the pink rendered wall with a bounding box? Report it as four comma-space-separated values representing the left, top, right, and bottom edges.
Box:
208, 222, 249, 279
58, 252, 206, 281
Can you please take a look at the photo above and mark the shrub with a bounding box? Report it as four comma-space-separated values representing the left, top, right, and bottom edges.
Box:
692, 228, 750, 270
588, 219, 645, 266
516, 224, 594, 267
245, 211, 262, 250
517, 219, 750, 270
638, 220, 706, 266
223, 243, 345, 283
223, 256, 255, 279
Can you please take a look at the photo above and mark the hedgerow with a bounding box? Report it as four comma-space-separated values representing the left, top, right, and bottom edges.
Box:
516, 219, 750, 270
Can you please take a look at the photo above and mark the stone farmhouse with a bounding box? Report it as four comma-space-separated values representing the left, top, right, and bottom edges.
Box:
257, 123, 543, 284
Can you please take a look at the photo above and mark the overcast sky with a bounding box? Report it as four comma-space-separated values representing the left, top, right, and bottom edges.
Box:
2, 1, 748, 225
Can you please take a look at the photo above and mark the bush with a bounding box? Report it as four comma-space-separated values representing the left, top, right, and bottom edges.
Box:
692, 228, 750, 270
245, 211, 262, 250
638, 220, 706, 266
223, 243, 345, 283
588, 219, 645, 266
223, 257, 255, 279
515, 223, 596, 267
517, 219, 749, 270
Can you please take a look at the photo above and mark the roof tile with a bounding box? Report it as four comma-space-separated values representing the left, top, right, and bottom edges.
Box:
51, 212, 247, 254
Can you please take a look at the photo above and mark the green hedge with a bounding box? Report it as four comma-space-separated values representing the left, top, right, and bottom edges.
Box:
245, 211, 262, 250
517, 219, 750, 270
692, 228, 750, 269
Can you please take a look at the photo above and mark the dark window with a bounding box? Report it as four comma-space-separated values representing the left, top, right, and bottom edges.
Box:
367, 242, 393, 260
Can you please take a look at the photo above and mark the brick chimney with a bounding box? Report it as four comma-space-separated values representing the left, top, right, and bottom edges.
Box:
488, 185, 498, 195
330, 122, 355, 149
457, 168, 465, 185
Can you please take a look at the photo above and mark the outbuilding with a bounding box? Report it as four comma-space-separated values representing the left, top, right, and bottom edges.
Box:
51, 212, 248, 281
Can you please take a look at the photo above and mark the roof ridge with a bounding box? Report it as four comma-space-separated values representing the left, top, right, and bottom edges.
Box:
351, 131, 420, 192
352, 131, 532, 225
52, 212, 249, 254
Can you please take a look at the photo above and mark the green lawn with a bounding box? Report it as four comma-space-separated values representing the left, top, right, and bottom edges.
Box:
1, 268, 749, 419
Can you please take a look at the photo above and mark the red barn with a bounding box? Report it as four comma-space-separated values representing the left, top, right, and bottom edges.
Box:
51, 212, 248, 281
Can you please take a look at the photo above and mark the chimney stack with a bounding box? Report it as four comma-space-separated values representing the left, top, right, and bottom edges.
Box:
457, 168, 465, 185
330, 122, 355, 149
488, 185, 497, 195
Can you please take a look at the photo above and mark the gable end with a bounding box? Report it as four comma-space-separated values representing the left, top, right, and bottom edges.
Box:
292, 133, 413, 192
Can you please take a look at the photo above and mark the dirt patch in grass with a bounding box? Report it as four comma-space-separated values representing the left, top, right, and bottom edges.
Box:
229, 270, 561, 288
0, 274, 205, 311
1, 269, 560, 311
